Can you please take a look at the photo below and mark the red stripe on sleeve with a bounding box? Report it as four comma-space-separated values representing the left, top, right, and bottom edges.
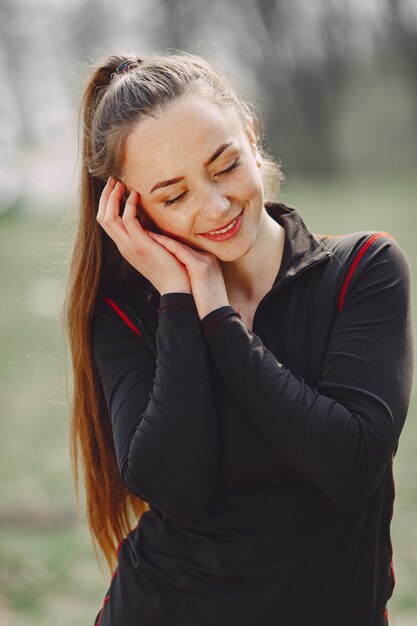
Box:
338, 233, 393, 312
104, 297, 142, 337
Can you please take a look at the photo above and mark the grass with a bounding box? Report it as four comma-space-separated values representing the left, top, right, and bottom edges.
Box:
0, 173, 416, 625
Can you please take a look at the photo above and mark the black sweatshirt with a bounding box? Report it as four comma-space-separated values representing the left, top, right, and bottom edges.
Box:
91, 203, 413, 626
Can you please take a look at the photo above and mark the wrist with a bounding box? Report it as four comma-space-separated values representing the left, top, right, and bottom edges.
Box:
159, 286, 192, 296
198, 299, 230, 320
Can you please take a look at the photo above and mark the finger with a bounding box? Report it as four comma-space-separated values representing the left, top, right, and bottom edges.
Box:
122, 189, 146, 235
97, 176, 116, 223
98, 180, 131, 247
106, 180, 125, 218
148, 233, 206, 264
103, 180, 130, 232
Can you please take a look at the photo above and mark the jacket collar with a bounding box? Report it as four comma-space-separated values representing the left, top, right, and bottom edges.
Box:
265, 201, 332, 288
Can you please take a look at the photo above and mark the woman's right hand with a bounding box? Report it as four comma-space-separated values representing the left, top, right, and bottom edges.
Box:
97, 178, 191, 295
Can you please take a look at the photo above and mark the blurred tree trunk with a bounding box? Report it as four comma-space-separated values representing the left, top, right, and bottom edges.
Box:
248, 0, 350, 175
67, 0, 110, 66
157, 0, 198, 51
0, 0, 32, 144
386, 0, 417, 151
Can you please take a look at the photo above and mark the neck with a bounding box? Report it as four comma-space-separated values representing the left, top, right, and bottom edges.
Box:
220, 209, 285, 303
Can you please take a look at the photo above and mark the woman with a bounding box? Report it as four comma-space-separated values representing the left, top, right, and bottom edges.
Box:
65, 51, 413, 626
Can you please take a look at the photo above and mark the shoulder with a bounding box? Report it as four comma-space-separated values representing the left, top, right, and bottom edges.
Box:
91, 286, 158, 345
314, 230, 410, 312
316, 229, 409, 273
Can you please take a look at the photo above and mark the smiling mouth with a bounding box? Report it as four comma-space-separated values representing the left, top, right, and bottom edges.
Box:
200, 208, 244, 235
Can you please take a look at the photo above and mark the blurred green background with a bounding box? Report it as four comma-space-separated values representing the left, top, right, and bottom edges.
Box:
1, 1, 416, 624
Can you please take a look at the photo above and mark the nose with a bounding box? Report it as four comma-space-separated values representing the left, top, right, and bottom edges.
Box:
198, 184, 232, 230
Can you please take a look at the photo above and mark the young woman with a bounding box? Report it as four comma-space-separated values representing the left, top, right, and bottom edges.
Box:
65, 51, 413, 626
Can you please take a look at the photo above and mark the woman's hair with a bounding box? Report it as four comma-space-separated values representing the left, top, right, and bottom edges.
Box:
64, 50, 284, 573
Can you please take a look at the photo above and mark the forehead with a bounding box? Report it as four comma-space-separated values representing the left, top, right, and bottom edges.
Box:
123, 95, 246, 187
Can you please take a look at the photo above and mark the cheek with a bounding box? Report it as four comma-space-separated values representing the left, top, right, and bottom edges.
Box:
152, 211, 191, 240
139, 200, 179, 235
139, 208, 161, 233
235, 163, 263, 196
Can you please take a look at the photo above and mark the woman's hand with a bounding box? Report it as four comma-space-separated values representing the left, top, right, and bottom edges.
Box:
148, 231, 230, 320
97, 178, 191, 295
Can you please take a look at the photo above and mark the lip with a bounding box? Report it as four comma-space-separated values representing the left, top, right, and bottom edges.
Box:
199, 208, 244, 242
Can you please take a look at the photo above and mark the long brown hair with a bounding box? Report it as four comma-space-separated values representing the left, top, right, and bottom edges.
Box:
64, 50, 284, 574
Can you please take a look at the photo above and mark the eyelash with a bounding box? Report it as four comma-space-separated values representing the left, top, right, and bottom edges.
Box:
163, 158, 241, 207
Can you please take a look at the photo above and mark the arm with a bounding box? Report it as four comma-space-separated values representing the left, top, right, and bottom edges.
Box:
91, 292, 220, 520
200, 237, 414, 508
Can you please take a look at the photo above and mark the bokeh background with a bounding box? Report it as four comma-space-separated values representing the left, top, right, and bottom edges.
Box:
1, 1, 416, 624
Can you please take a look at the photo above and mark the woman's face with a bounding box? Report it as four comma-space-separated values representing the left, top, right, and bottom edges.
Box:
122, 94, 264, 262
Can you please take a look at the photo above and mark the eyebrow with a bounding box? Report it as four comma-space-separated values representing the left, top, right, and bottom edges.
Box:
149, 142, 234, 194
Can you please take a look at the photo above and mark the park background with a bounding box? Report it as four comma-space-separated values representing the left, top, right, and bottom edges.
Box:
0, 0, 416, 624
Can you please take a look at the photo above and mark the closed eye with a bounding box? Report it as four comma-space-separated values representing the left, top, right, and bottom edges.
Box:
215, 157, 241, 177
163, 158, 241, 207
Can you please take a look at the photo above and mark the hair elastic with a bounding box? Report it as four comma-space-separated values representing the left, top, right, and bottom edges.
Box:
115, 59, 138, 74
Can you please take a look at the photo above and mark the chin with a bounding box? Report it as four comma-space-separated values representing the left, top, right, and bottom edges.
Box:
213, 237, 255, 263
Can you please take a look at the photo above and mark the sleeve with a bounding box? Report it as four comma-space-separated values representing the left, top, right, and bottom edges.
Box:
91, 292, 220, 520
200, 236, 414, 508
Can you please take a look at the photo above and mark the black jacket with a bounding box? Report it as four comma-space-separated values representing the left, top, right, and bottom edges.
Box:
91, 202, 413, 626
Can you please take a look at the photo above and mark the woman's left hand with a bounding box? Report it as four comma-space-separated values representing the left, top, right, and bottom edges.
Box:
148, 232, 229, 320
